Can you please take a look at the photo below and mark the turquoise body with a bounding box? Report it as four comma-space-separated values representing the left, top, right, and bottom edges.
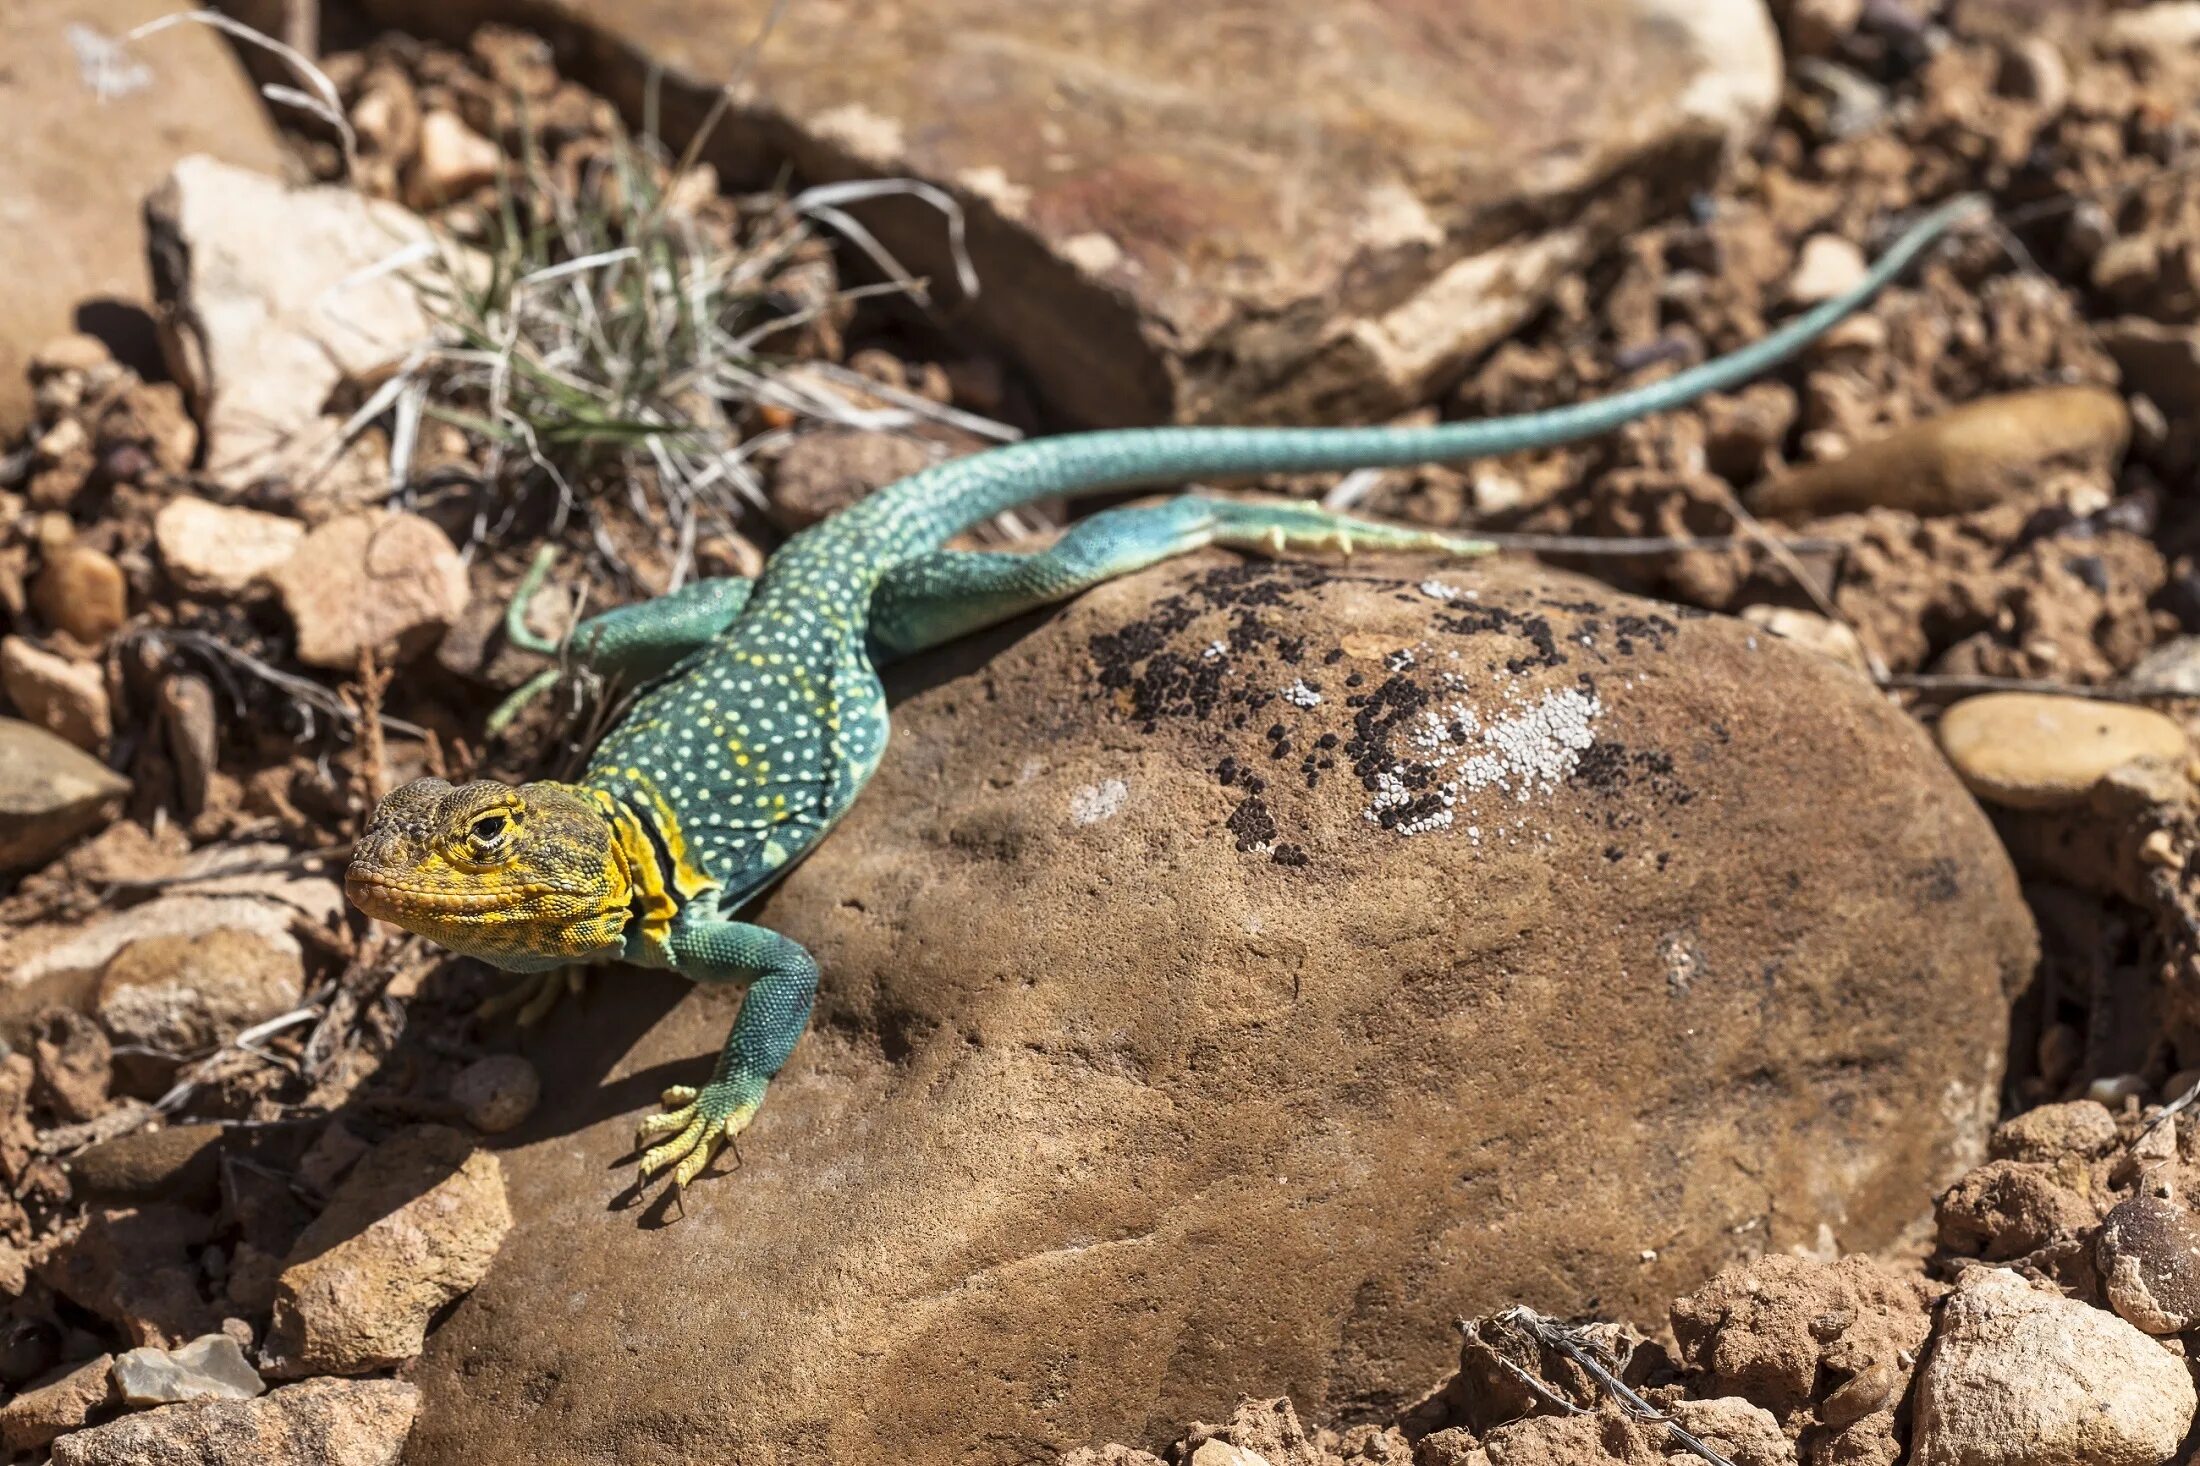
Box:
524, 195, 1983, 1179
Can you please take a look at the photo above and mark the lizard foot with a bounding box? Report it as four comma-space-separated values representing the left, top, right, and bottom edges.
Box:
1217, 505, 1490, 563
635, 1073, 766, 1189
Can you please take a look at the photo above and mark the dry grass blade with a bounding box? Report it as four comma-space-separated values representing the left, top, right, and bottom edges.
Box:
385, 109, 1012, 586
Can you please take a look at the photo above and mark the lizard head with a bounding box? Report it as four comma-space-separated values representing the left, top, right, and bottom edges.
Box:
345, 777, 633, 970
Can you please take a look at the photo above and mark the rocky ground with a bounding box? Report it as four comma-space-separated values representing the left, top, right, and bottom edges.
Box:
7, 0, 2200, 1463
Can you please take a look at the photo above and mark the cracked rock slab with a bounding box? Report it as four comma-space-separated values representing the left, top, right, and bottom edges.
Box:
406, 556, 2029, 1464
144, 157, 443, 490
359, 0, 1781, 426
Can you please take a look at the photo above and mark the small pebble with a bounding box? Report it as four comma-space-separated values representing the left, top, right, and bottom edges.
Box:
451, 1054, 541, 1134
1788, 234, 1867, 305
31, 544, 128, 644
1936, 693, 2188, 810
1819, 1356, 1897, 1428
2089, 1073, 2152, 1106
2097, 1193, 2200, 1335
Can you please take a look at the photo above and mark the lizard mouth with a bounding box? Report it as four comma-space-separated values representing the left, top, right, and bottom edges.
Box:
344, 870, 558, 920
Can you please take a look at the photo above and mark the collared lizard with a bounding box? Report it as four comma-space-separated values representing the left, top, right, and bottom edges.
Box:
344, 195, 1984, 1190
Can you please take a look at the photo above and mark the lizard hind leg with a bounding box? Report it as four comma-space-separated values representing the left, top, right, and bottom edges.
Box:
871, 495, 1490, 657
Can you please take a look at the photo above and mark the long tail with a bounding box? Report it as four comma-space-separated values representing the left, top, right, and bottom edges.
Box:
815, 193, 1988, 568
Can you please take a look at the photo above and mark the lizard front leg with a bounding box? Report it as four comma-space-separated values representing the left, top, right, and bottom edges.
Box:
489, 554, 757, 733
635, 917, 819, 1189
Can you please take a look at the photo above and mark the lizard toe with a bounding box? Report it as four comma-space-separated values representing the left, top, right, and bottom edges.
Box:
638, 1115, 707, 1178
637, 1101, 699, 1148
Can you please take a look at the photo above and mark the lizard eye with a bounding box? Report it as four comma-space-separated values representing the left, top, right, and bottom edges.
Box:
467, 812, 513, 853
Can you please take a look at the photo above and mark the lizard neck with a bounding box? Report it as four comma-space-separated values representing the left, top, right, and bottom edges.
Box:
583, 783, 718, 967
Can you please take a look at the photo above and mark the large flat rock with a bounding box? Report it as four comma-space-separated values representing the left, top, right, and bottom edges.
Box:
405, 556, 2032, 1464
359, 0, 1780, 426
0, 0, 285, 433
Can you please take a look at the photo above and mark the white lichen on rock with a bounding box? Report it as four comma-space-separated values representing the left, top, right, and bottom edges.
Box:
1069, 779, 1130, 826
1281, 679, 1322, 708
1366, 686, 1604, 836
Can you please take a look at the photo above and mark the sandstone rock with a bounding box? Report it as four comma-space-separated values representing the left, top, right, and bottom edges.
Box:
449, 1054, 540, 1134
1936, 1159, 2099, 1261
113, 1333, 265, 1405
263, 1125, 511, 1376
1, 636, 112, 750
0, 0, 284, 435
406, 557, 2031, 1463
38, 1205, 219, 1347
1987, 1099, 2120, 1162
267, 511, 470, 669
769, 428, 937, 530
1670, 1255, 1938, 1422
405, 109, 503, 209
0, 718, 129, 871
1064, 1448, 1169, 1466
0, 1355, 117, 1454
358, 0, 1777, 428
30, 1006, 112, 1123
1476, 1402, 1792, 1466
1936, 692, 2188, 810
97, 920, 309, 1057
31, 546, 129, 644
2096, 1192, 2200, 1335
0, 844, 337, 1041
153, 497, 305, 598
145, 158, 440, 490
48, 1377, 421, 1466
70, 1123, 224, 1207
1911, 1267, 2196, 1466
1748, 388, 2131, 520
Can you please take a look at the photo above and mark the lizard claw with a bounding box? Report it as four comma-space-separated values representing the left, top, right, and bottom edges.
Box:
633, 1075, 764, 1190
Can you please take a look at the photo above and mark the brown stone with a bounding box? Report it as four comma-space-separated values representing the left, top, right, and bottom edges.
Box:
1670, 1256, 1939, 1424
263, 1125, 511, 1376
48, 1378, 420, 1466
153, 497, 304, 599
1936, 693, 2189, 811
0, 718, 128, 872
267, 512, 470, 670
1, 636, 112, 751
96, 923, 307, 1056
405, 556, 2031, 1463
356, 0, 1778, 428
37, 1205, 220, 1347
2096, 1192, 2200, 1335
31, 546, 128, 644
70, 1123, 225, 1207
1748, 388, 2131, 520
0, 1354, 117, 1454
0, 0, 284, 436
768, 428, 937, 530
